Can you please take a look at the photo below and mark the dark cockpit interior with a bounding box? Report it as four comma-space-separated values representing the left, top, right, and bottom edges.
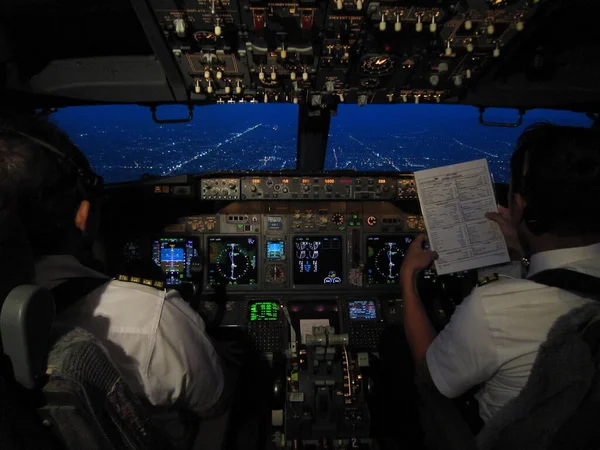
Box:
1, 0, 600, 449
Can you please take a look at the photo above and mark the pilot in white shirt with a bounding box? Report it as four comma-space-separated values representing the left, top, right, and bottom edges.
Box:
426, 243, 600, 421
400, 123, 600, 427
0, 112, 227, 420
35, 254, 226, 418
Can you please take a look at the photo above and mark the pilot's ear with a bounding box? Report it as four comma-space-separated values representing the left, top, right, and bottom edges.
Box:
75, 200, 91, 232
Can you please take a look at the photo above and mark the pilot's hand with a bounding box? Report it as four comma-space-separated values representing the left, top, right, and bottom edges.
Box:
485, 205, 524, 260
401, 234, 438, 277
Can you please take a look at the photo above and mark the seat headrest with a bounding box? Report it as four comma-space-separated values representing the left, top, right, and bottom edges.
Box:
0, 285, 55, 389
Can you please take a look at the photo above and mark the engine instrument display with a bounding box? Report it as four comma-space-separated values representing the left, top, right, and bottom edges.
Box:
293, 236, 343, 285
208, 236, 258, 286
348, 301, 377, 321
152, 237, 197, 285
248, 301, 279, 321
366, 235, 413, 285
266, 240, 285, 260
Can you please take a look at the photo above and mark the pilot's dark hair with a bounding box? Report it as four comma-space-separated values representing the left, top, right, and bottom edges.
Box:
0, 110, 99, 256
510, 122, 600, 236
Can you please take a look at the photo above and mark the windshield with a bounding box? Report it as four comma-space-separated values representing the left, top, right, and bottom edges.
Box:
53, 104, 299, 183
325, 105, 593, 183
54, 104, 592, 184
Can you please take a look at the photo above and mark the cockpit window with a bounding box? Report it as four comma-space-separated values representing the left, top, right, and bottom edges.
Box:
325, 105, 593, 183
53, 104, 299, 183
54, 104, 592, 185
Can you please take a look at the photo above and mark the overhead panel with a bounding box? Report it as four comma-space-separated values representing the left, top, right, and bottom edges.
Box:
144, 0, 545, 105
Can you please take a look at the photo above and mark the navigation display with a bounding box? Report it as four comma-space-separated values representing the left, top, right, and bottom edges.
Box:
248, 301, 279, 321
266, 240, 285, 260
152, 237, 197, 285
348, 301, 377, 320
366, 235, 413, 285
208, 236, 258, 286
293, 236, 343, 285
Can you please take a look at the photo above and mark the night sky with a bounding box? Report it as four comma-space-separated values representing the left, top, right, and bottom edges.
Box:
51, 104, 592, 184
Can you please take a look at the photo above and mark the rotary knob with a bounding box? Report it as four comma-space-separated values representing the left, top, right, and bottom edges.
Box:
203, 301, 216, 311
367, 216, 377, 226
250, 185, 257, 192
303, 185, 311, 192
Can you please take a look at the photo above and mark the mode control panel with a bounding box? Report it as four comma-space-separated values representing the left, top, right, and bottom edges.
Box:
201, 178, 241, 200
239, 176, 404, 201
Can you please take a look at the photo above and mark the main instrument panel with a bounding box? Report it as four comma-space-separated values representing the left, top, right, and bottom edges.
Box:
153, 207, 424, 289
141, 173, 439, 354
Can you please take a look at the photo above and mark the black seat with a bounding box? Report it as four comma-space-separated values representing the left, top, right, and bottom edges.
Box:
0, 283, 174, 450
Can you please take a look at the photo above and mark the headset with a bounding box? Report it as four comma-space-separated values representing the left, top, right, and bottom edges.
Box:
0, 127, 103, 199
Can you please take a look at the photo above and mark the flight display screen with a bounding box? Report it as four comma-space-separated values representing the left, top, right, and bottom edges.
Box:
366, 235, 413, 285
152, 237, 197, 285
208, 236, 258, 286
248, 301, 279, 321
348, 301, 377, 320
266, 240, 285, 260
293, 236, 343, 285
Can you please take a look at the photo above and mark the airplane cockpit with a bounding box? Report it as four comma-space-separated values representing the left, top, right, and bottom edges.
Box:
1, 0, 600, 449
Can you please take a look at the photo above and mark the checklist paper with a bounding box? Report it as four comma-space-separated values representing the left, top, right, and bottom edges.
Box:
414, 159, 510, 275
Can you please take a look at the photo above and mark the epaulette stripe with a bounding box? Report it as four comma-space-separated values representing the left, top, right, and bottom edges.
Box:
115, 274, 165, 290
477, 273, 500, 287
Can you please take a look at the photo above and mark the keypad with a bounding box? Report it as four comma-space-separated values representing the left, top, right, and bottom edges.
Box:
247, 322, 283, 352
349, 323, 385, 351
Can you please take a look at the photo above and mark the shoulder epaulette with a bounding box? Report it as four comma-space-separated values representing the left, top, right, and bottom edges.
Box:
477, 273, 500, 287
116, 274, 164, 289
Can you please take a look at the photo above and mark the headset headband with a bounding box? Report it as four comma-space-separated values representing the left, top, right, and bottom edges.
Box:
0, 127, 103, 192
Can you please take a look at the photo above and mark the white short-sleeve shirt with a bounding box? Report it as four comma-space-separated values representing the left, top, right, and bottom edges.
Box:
35, 255, 224, 416
426, 242, 600, 422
